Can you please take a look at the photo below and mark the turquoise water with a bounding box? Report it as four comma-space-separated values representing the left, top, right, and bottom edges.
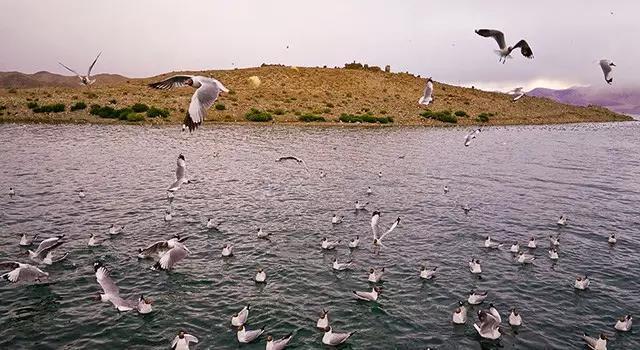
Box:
0, 123, 639, 349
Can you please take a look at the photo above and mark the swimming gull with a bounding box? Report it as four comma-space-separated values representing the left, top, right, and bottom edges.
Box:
171, 331, 199, 350
322, 327, 355, 346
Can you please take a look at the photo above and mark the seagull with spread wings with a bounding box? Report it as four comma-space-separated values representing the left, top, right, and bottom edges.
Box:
599, 59, 616, 84
58, 52, 102, 86
168, 154, 189, 192
370, 211, 401, 247
418, 77, 434, 106
0, 261, 49, 283
507, 87, 525, 101
148, 75, 229, 131
475, 29, 534, 63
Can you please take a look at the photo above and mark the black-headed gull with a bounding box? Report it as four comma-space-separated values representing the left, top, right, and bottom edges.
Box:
317, 309, 329, 329
353, 286, 380, 301
255, 268, 267, 283
575, 275, 590, 290
614, 315, 632, 332
331, 215, 344, 225
452, 301, 467, 324
108, 224, 125, 236
469, 259, 482, 274
355, 201, 368, 210
468, 290, 488, 305
257, 228, 271, 239
0, 261, 48, 283
9, 187, 15, 196
171, 331, 198, 350
322, 327, 355, 346
510, 242, 519, 253
557, 215, 568, 226
168, 154, 188, 192
88, 233, 100, 247
332, 258, 352, 271
237, 325, 264, 343
418, 77, 434, 106
222, 244, 233, 257
420, 266, 437, 280
138, 235, 187, 259
464, 128, 481, 147
275, 156, 309, 172
608, 234, 617, 244
152, 239, 191, 271
517, 251, 535, 264
527, 237, 537, 248
266, 333, 293, 350
58, 52, 102, 86
321, 238, 340, 250
148, 75, 228, 131
582, 333, 607, 350
368, 268, 384, 282
231, 305, 249, 327
474, 309, 501, 339
370, 211, 401, 247
549, 248, 559, 260
348, 236, 359, 249
19, 233, 38, 246
484, 236, 503, 249
93, 261, 153, 313
599, 59, 616, 84
508, 308, 522, 326
28, 235, 67, 265
475, 29, 534, 63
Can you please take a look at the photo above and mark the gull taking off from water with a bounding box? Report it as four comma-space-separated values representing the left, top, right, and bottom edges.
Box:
507, 87, 525, 101
0, 262, 49, 283
599, 59, 616, 84
152, 238, 191, 271
148, 75, 228, 131
58, 52, 102, 86
614, 315, 632, 332
171, 331, 199, 350
475, 29, 534, 63
137, 235, 187, 259
464, 128, 481, 147
370, 211, 401, 246
93, 261, 153, 313
168, 154, 188, 192
582, 333, 607, 350
28, 235, 65, 264
418, 77, 434, 106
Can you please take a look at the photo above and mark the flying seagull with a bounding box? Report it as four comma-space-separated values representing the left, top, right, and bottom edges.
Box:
475, 29, 534, 63
148, 75, 229, 131
418, 77, 434, 106
58, 52, 102, 86
464, 128, 481, 147
168, 154, 188, 192
93, 261, 153, 313
507, 87, 525, 101
28, 235, 67, 265
370, 211, 401, 247
599, 59, 616, 84
0, 261, 49, 283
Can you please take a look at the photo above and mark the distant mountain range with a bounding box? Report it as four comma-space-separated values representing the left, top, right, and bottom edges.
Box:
0, 71, 128, 88
528, 86, 640, 116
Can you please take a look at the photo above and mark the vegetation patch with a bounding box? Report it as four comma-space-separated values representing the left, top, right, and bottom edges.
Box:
454, 110, 468, 118
29, 103, 65, 114
131, 103, 149, 113
214, 103, 226, 111
298, 114, 326, 122
476, 112, 495, 123
126, 113, 145, 122
419, 110, 457, 124
146, 106, 170, 118
245, 108, 273, 122
339, 113, 393, 124
70, 101, 87, 111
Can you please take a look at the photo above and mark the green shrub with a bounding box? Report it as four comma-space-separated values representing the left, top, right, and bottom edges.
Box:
131, 103, 149, 113
476, 112, 494, 123
214, 103, 226, 111
116, 108, 134, 120
245, 108, 273, 122
70, 101, 87, 111
32, 103, 65, 113
147, 107, 170, 118
454, 110, 468, 117
339, 113, 393, 124
27, 102, 38, 110
126, 113, 145, 122
420, 110, 457, 124
89, 105, 118, 118
299, 114, 326, 122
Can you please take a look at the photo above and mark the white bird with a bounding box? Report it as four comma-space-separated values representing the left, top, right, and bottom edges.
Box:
443, 185, 449, 194
321, 238, 340, 250
108, 224, 125, 236
88, 233, 100, 247
527, 237, 537, 249
614, 315, 632, 332
557, 215, 568, 226
331, 215, 344, 225
231, 305, 249, 327
452, 301, 468, 324
222, 244, 233, 257
0, 261, 49, 283
137, 235, 187, 259
317, 309, 329, 329
489, 303, 502, 324
368, 268, 384, 282
418, 77, 434, 106
461, 204, 471, 214
420, 266, 437, 280
136, 294, 153, 314
28, 235, 65, 264
484, 236, 503, 249
319, 171, 326, 178
78, 189, 86, 199
469, 259, 482, 274
164, 210, 173, 222
510, 242, 519, 253
152, 240, 191, 271
507, 87, 525, 101
464, 128, 482, 147
206, 218, 218, 229
19, 233, 38, 246
599, 59, 616, 85
366, 186, 373, 195
257, 228, 271, 239
255, 268, 267, 283
149, 75, 228, 131
377, 171, 382, 178
355, 201, 368, 210
332, 258, 352, 271
93, 261, 152, 313
475, 29, 534, 63
171, 331, 199, 350
353, 286, 380, 301
582, 333, 607, 350
266, 333, 293, 350
322, 327, 355, 346
58, 52, 102, 86
508, 308, 522, 326
468, 290, 488, 305
8, 187, 15, 196
370, 211, 401, 246
575, 275, 590, 290
167, 154, 188, 192
549, 248, 559, 260
608, 234, 617, 244
474, 309, 502, 340
237, 325, 264, 343
517, 251, 536, 264
348, 236, 359, 249
549, 235, 560, 246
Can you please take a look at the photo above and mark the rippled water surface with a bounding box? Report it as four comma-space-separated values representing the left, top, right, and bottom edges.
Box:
0, 123, 639, 350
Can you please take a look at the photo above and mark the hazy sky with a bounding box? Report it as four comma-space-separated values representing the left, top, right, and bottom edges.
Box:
1, 0, 638, 90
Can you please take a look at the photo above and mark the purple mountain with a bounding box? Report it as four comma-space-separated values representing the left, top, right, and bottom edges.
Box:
528, 86, 640, 116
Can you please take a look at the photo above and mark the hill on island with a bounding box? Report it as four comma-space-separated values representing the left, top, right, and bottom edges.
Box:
529, 85, 640, 116
0, 64, 632, 126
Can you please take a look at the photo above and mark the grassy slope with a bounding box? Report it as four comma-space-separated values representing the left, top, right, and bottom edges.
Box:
0, 66, 632, 126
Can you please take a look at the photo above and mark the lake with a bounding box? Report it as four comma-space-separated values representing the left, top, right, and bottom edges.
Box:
0, 122, 639, 349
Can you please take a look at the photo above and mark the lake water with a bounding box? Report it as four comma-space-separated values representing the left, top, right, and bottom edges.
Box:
0, 122, 639, 349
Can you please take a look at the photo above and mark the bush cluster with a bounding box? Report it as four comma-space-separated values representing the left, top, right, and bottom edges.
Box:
28, 102, 65, 114
419, 110, 457, 124
245, 108, 273, 122
131, 103, 149, 113
70, 101, 87, 111
214, 103, 226, 111
476, 112, 494, 123
146, 106, 170, 118
298, 114, 326, 122
454, 110, 468, 117
339, 113, 393, 124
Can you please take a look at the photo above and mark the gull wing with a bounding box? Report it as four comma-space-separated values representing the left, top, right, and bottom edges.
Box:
512, 39, 534, 58
378, 217, 401, 241
87, 52, 102, 77
475, 29, 506, 49
95, 266, 120, 296
58, 62, 81, 77
148, 75, 193, 90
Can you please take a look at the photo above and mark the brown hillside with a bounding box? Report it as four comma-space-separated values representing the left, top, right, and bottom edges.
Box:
0, 71, 127, 88
0, 66, 632, 126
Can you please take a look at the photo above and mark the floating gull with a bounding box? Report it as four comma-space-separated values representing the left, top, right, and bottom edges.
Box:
9, 187, 15, 196
599, 59, 616, 85
507, 87, 525, 101
255, 268, 267, 283
368, 268, 384, 283
474, 309, 501, 339
257, 228, 272, 239
58, 52, 102, 86
469, 259, 482, 274
475, 29, 534, 63
237, 325, 264, 343
370, 211, 401, 247
378, 171, 382, 178
510, 242, 519, 253
319, 170, 326, 178
367, 186, 373, 195
148, 75, 229, 131
464, 128, 482, 147
171, 331, 199, 350
322, 327, 355, 346
331, 214, 344, 225
614, 315, 632, 332
582, 333, 607, 350
222, 244, 233, 257
484, 236, 503, 249
517, 251, 536, 264
206, 218, 221, 229
19, 233, 38, 246
164, 210, 173, 222
557, 215, 568, 226
93, 261, 152, 313
527, 237, 537, 249
575, 275, 590, 290
317, 309, 329, 329
88, 233, 100, 247
231, 305, 249, 327
418, 77, 434, 106
420, 266, 437, 280
168, 154, 188, 192
549, 235, 560, 246
321, 238, 340, 250
108, 224, 125, 236
461, 204, 471, 214
348, 236, 359, 249
332, 258, 352, 271
0, 261, 48, 283
608, 234, 616, 244
452, 301, 468, 324
549, 248, 559, 260
275, 156, 309, 172
468, 290, 488, 305
509, 308, 522, 326
353, 287, 380, 301
266, 333, 293, 350
78, 189, 86, 199
355, 201, 368, 210
443, 185, 449, 194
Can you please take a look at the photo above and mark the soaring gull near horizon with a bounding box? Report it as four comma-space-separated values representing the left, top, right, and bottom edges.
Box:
418, 77, 434, 106
58, 52, 102, 86
148, 75, 229, 131
370, 211, 401, 247
599, 59, 616, 84
0, 261, 49, 283
168, 154, 188, 192
507, 87, 525, 101
475, 29, 534, 63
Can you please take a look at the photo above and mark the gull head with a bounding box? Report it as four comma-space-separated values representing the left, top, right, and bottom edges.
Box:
369, 268, 375, 273
267, 335, 274, 341
178, 331, 185, 339
93, 261, 104, 272
178, 154, 185, 160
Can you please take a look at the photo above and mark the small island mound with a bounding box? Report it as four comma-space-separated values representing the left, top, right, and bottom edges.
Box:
0, 64, 632, 126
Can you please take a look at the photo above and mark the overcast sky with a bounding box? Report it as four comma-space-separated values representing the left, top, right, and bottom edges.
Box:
1, 0, 638, 91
